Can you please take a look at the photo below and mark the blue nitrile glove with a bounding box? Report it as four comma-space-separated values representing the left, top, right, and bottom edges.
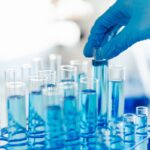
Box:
84, 0, 150, 60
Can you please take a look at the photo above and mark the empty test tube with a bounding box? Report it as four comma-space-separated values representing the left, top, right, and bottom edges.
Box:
43, 85, 65, 149
6, 81, 27, 149
70, 60, 88, 83
123, 113, 136, 148
28, 76, 47, 149
107, 66, 125, 122
79, 77, 98, 148
92, 59, 108, 126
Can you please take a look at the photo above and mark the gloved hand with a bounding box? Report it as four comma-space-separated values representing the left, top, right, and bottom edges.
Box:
84, 0, 150, 60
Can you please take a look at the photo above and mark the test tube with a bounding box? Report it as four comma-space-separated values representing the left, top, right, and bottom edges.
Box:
5, 68, 21, 82
49, 54, 62, 81
79, 77, 98, 147
21, 64, 32, 118
92, 59, 108, 126
123, 113, 136, 148
107, 121, 124, 149
59, 81, 80, 149
59, 65, 77, 82
38, 70, 56, 87
136, 106, 148, 142
70, 60, 88, 83
32, 57, 43, 75
6, 81, 27, 149
21, 64, 32, 84
43, 85, 65, 149
28, 76, 47, 149
107, 66, 125, 122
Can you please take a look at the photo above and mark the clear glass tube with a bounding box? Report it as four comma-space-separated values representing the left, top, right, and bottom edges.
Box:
70, 60, 88, 83
28, 76, 47, 149
5, 68, 21, 82
49, 54, 62, 81
107, 121, 124, 149
59, 81, 80, 149
92, 60, 108, 126
136, 106, 148, 141
107, 66, 125, 122
59, 65, 77, 82
32, 57, 43, 75
6, 81, 27, 149
79, 77, 98, 146
38, 70, 56, 86
21, 64, 32, 84
21, 64, 32, 118
43, 85, 65, 149
123, 113, 136, 148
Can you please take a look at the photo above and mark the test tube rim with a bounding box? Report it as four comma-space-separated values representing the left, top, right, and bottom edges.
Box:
6, 81, 25, 89
60, 65, 77, 72
123, 113, 136, 123
136, 106, 148, 116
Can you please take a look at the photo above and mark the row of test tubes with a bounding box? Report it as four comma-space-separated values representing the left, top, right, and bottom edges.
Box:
0, 54, 149, 150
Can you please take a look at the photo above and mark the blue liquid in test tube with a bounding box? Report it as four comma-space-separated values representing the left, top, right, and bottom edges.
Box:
107, 66, 125, 122
45, 105, 65, 149
6, 82, 27, 150
80, 89, 97, 134
123, 113, 136, 149
92, 60, 108, 127
28, 76, 46, 149
108, 81, 124, 121
43, 84, 65, 149
60, 82, 80, 149
79, 78, 98, 148
59, 65, 80, 149
135, 106, 148, 150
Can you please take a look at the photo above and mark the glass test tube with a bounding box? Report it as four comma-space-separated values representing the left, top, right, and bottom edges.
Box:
107, 66, 125, 122
43, 85, 65, 149
6, 82, 27, 149
136, 106, 148, 136
79, 77, 98, 148
21, 64, 32, 118
59, 65, 80, 148
59, 65, 77, 82
38, 70, 56, 87
92, 59, 108, 126
107, 121, 124, 149
70, 60, 88, 83
123, 113, 136, 148
49, 54, 62, 81
32, 57, 43, 75
59, 81, 80, 148
28, 76, 47, 149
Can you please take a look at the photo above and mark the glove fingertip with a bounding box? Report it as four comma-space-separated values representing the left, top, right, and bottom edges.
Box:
83, 43, 93, 57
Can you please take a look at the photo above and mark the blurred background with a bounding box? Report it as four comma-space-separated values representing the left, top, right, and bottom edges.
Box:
0, 0, 150, 126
